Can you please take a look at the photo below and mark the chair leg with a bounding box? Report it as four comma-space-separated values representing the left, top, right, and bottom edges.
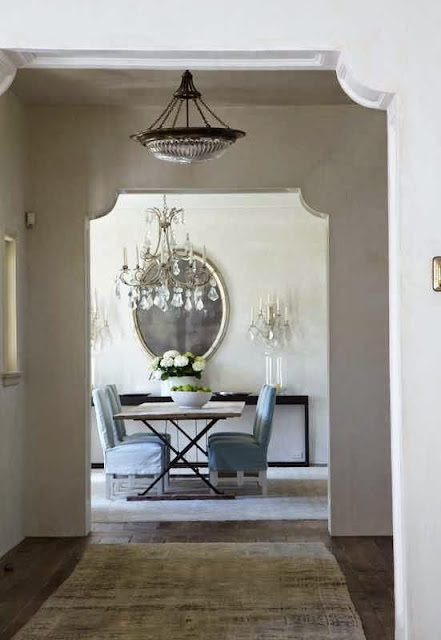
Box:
128, 474, 135, 489
105, 474, 112, 500
162, 449, 170, 490
258, 470, 268, 496
156, 474, 163, 496
210, 470, 218, 495
237, 471, 244, 487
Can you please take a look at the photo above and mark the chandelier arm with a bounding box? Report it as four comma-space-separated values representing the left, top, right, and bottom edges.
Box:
169, 207, 184, 229
120, 270, 138, 287
171, 99, 183, 128
165, 270, 209, 291
197, 97, 230, 128
158, 98, 181, 130
164, 221, 173, 258
148, 209, 163, 258
148, 96, 178, 130
166, 270, 190, 290
142, 254, 162, 271
139, 273, 162, 288
182, 265, 212, 288
137, 259, 162, 287
192, 98, 211, 127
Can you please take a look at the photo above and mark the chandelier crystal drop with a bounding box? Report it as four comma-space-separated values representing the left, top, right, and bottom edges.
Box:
115, 196, 218, 313
130, 70, 246, 164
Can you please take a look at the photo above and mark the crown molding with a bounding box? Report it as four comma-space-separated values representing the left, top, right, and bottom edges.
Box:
336, 58, 393, 110
0, 51, 18, 95
3, 48, 340, 71
0, 47, 393, 112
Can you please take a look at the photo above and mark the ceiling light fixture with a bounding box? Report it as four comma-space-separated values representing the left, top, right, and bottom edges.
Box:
115, 196, 219, 313
130, 70, 246, 164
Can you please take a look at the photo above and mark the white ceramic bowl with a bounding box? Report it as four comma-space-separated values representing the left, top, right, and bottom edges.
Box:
170, 390, 212, 409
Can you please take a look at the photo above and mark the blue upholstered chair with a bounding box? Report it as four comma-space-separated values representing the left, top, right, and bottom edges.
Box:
93, 386, 166, 499
207, 384, 277, 495
106, 384, 171, 480
106, 384, 170, 446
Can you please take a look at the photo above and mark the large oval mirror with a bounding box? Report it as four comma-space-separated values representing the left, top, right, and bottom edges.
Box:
133, 254, 229, 359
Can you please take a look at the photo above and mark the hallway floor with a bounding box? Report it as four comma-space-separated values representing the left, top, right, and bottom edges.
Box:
0, 521, 393, 640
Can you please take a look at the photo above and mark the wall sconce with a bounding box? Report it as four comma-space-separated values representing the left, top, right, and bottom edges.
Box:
433, 257, 441, 291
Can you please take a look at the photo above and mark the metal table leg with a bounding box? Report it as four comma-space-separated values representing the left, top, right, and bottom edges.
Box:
127, 418, 228, 499
168, 419, 207, 457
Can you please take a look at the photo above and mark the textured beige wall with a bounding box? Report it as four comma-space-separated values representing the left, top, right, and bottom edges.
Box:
0, 92, 27, 557
25, 103, 389, 536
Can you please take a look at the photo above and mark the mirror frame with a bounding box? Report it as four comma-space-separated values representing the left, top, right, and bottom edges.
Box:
132, 253, 230, 360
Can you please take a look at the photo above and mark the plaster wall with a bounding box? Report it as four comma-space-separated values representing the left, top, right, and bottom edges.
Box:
24, 102, 389, 538
0, 92, 26, 557
90, 191, 329, 465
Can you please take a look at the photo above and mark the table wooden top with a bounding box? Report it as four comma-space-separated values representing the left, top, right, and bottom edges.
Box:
115, 400, 245, 421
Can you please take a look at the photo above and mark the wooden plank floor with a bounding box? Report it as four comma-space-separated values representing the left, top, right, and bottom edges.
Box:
0, 521, 394, 640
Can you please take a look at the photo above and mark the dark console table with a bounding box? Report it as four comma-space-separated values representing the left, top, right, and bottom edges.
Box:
119, 394, 310, 467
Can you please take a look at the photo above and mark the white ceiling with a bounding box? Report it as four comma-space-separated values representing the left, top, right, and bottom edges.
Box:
11, 69, 352, 107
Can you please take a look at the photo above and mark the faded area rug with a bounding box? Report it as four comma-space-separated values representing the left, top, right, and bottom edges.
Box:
14, 543, 366, 639
92, 467, 328, 522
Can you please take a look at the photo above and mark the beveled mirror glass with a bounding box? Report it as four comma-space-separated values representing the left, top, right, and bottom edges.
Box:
134, 254, 229, 359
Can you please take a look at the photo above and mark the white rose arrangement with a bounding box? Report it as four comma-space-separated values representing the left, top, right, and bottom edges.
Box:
148, 350, 206, 381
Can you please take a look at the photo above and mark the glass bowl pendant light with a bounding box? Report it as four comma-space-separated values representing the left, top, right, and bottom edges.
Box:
130, 70, 246, 164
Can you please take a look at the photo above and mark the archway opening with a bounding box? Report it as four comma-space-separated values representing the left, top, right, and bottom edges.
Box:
89, 189, 330, 522
8, 57, 394, 637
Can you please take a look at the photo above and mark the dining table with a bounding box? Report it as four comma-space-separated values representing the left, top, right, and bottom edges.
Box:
114, 400, 245, 500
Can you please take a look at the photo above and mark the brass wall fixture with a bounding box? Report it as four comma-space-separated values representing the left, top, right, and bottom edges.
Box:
433, 257, 441, 291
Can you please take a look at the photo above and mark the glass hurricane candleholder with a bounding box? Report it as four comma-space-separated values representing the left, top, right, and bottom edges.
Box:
265, 353, 286, 394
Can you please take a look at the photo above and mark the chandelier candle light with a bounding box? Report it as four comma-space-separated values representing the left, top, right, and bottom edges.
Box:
115, 196, 219, 313
248, 295, 290, 351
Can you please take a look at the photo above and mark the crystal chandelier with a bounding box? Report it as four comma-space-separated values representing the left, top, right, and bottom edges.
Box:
130, 70, 246, 164
115, 196, 219, 313
248, 296, 290, 350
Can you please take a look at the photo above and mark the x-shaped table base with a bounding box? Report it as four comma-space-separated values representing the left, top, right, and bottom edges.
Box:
126, 417, 234, 500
